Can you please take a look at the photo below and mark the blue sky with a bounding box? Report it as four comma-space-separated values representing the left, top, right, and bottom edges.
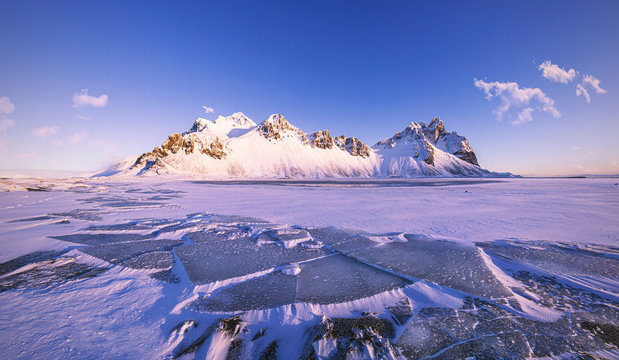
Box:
1, 0, 618, 176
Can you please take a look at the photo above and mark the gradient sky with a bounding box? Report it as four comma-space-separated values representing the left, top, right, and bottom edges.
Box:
1, 0, 618, 176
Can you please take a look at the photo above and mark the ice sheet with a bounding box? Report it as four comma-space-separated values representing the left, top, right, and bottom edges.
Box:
0, 177, 617, 359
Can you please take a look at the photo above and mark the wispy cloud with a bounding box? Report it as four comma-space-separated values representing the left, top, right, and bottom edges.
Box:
514, 107, 534, 126
54, 132, 88, 146
575, 164, 589, 172
474, 79, 560, 125
0, 96, 15, 115
69, 132, 88, 145
582, 75, 607, 95
0, 118, 15, 134
53, 131, 117, 150
75, 114, 91, 120
15, 151, 36, 160
575, 75, 606, 103
537, 61, 607, 103
202, 106, 214, 114
538, 61, 576, 84
72, 89, 108, 108
88, 138, 118, 150
575, 84, 591, 103
572, 146, 582, 150
32, 125, 60, 138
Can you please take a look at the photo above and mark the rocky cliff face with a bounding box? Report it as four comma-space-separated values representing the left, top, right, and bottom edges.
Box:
256, 114, 304, 141
124, 113, 490, 178
424, 117, 478, 166
335, 136, 373, 158
375, 117, 478, 166
132, 132, 229, 174
307, 130, 372, 158
307, 130, 334, 150
375, 122, 436, 165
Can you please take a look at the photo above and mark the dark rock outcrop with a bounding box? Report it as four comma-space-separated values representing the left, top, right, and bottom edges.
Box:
256, 114, 303, 141
425, 117, 479, 166
199, 137, 227, 159
306, 130, 372, 158
308, 130, 334, 150
131, 133, 230, 174
334, 136, 372, 158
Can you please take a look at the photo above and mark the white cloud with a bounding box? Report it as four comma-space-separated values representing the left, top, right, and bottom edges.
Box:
575, 84, 591, 103
581, 75, 607, 95
512, 107, 534, 126
536, 61, 607, 103
575, 164, 592, 173
576, 75, 606, 103
32, 125, 59, 138
202, 106, 214, 114
538, 61, 576, 84
15, 152, 36, 160
75, 114, 91, 120
72, 89, 108, 108
0, 96, 15, 115
53, 132, 116, 150
474, 79, 560, 125
55, 132, 88, 146
88, 138, 117, 150
69, 132, 88, 144
572, 146, 582, 150
0, 118, 15, 134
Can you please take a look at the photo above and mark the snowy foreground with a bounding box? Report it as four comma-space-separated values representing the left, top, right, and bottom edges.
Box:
0, 177, 618, 359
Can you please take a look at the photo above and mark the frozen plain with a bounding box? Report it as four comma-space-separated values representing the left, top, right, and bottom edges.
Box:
0, 177, 617, 359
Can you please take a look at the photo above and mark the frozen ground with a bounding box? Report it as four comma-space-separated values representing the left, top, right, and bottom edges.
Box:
0, 177, 617, 359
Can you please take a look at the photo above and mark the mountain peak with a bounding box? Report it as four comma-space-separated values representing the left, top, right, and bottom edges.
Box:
257, 114, 302, 140
428, 116, 441, 127
264, 113, 288, 124
188, 112, 256, 134
214, 112, 256, 127
375, 117, 478, 167
189, 117, 210, 133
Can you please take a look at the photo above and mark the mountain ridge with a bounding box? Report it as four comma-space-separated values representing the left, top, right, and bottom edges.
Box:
111, 113, 507, 178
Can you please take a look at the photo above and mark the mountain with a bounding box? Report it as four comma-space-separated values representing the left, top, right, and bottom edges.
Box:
374, 118, 489, 177
118, 112, 499, 178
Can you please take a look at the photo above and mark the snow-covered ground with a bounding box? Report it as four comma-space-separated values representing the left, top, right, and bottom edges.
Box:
0, 177, 617, 359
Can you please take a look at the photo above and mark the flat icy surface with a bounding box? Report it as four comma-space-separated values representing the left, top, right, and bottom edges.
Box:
0, 177, 617, 359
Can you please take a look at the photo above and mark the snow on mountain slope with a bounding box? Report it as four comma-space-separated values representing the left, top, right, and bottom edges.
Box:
187, 112, 256, 138
120, 113, 496, 178
91, 156, 138, 177
374, 119, 489, 177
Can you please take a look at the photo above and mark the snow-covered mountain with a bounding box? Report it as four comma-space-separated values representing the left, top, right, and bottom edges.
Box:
375, 117, 488, 177
121, 112, 498, 178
